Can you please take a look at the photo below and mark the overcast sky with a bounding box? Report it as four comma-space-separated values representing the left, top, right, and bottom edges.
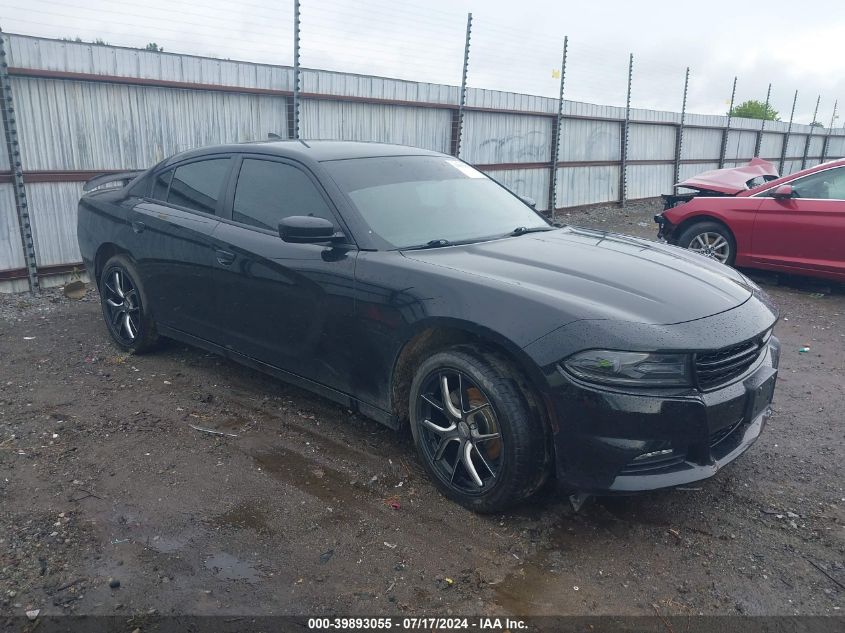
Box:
3, 0, 843, 125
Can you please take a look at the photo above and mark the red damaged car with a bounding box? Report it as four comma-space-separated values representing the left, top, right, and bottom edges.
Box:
655, 157, 845, 282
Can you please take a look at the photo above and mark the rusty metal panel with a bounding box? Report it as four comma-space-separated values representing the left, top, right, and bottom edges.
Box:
730, 117, 764, 131
627, 123, 675, 161
677, 162, 720, 184
725, 130, 757, 161
467, 88, 556, 114
825, 135, 845, 158
300, 100, 451, 153
559, 119, 621, 162
563, 101, 626, 121
460, 112, 551, 164
629, 108, 680, 124
782, 160, 804, 176
807, 135, 825, 158
681, 128, 722, 161
0, 184, 25, 271
6, 34, 295, 90
759, 133, 784, 159
482, 168, 549, 211
12, 77, 289, 170
26, 181, 83, 267
302, 69, 457, 104
0, 122, 8, 171
626, 164, 674, 199
786, 134, 807, 157
556, 165, 619, 207
685, 113, 728, 128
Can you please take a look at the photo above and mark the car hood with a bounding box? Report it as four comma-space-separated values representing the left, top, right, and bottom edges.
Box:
401, 226, 753, 326
676, 157, 779, 195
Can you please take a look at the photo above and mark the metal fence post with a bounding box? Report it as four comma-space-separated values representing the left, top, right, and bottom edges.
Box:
802, 95, 820, 169
755, 83, 771, 158
548, 36, 568, 219
291, 0, 301, 140
620, 53, 633, 207
673, 67, 689, 186
719, 76, 737, 168
452, 12, 472, 158
822, 100, 838, 162
0, 29, 38, 293
779, 90, 798, 174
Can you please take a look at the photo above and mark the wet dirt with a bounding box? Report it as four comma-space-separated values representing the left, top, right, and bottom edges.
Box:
1, 200, 843, 617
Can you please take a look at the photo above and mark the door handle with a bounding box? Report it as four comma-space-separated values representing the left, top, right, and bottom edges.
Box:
131, 220, 146, 234
215, 249, 236, 266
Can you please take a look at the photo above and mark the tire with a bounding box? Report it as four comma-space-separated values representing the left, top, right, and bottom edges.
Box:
675, 220, 737, 266
98, 255, 159, 353
409, 347, 550, 513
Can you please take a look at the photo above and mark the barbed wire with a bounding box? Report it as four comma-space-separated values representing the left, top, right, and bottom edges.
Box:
1, 0, 840, 122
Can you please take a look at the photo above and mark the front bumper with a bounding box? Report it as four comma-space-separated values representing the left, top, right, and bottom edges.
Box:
548, 336, 779, 493
654, 213, 672, 241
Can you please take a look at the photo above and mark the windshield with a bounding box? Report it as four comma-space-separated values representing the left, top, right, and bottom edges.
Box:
323, 155, 549, 249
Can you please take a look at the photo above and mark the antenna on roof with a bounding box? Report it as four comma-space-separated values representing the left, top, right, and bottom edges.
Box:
298, 139, 311, 148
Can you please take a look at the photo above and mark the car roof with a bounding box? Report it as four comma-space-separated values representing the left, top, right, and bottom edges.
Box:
160, 140, 443, 167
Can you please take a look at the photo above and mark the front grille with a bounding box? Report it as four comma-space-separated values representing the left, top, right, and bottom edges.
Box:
695, 335, 767, 390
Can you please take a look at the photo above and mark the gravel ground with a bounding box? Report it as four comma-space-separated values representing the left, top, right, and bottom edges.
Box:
1, 200, 843, 619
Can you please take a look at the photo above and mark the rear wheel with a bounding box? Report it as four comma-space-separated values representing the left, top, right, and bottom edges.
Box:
676, 221, 736, 265
99, 255, 158, 353
409, 347, 549, 513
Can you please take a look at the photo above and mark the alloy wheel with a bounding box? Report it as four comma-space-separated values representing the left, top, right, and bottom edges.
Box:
416, 369, 503, 494
688, 231, 731, 263
102, 268, 141, 344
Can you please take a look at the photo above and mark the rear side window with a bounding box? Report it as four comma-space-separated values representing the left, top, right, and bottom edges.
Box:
167, 159, 230, 215
232, 159, 336, 231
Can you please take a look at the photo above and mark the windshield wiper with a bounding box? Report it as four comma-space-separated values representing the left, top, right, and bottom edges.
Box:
402, 238, 453, 250
508, 226, 555, 236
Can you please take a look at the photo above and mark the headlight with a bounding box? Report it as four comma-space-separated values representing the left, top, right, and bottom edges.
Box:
563, 350, 692, 387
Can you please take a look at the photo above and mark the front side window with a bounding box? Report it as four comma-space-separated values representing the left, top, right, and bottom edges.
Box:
323, 155, 548, 249
167, 159, 231, 214
151, 169, 172, 200
232, 159, 336, 231
785, 167, 845, 200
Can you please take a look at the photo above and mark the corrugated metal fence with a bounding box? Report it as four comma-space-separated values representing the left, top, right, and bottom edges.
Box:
2, 33, 844, 293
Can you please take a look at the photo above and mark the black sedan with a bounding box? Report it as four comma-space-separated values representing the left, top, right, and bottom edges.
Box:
77, 141, 780, 512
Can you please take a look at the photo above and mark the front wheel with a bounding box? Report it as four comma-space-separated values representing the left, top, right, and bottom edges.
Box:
676, 221, 736, 266
99, 255, 159, 353
409, 347, 549, 513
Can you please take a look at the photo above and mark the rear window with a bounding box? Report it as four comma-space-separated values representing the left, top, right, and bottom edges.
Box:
167, 159, 230, 215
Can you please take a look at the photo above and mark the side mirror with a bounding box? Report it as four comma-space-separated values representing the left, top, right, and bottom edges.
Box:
771, 184, 794, 199
518, 195, 537, 209
278, 216, 337, 243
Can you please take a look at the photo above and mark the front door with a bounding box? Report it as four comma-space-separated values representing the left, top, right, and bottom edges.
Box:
211, 156, 359, 394
752, 165, 845, 277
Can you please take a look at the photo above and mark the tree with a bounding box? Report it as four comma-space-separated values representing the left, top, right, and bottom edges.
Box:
810, 121, 824, 127
145, 42, 164, 52
729, 100, 779, 121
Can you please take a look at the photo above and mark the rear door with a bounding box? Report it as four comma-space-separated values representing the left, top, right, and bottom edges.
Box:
129, 156, 233, 343
211, 155, 359, 394
752, 166, 845, 277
